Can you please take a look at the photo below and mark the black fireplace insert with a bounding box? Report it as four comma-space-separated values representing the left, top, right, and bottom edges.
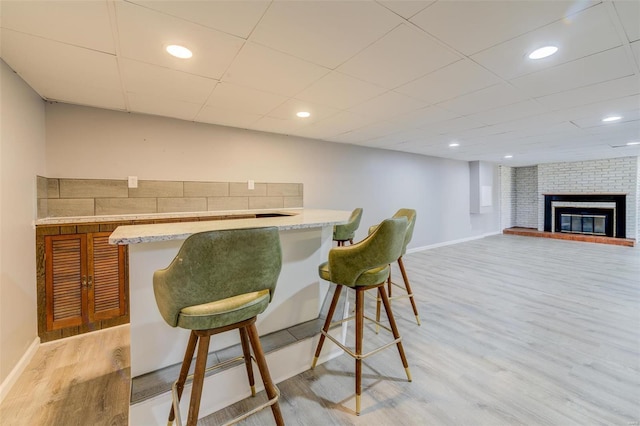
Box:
544, 194, 626, 238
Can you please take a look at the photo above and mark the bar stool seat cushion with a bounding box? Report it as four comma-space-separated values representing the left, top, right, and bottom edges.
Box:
318, 261, 390, 288
177, 289, 270, 330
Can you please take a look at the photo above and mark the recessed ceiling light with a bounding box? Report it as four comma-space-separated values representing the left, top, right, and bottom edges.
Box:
296, 111, 310, 118
528, 46, 558, 59
166, 45, 192, 59
627, 141, 640, 146
602, 115, 622, 122
504, 155, 513, 159
449, 142, 460, 147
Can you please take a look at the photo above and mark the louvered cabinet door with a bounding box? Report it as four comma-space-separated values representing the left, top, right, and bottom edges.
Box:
45, 234, 88, 330
87, 232, 126, 321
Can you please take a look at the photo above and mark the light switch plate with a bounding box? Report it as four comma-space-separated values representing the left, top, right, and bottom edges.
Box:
248, 180, 255, 190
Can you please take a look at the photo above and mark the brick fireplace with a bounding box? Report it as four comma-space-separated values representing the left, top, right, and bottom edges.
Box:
500, 156, 638, 243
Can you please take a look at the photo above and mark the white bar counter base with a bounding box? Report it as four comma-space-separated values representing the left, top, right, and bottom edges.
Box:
109, 209, 351, 425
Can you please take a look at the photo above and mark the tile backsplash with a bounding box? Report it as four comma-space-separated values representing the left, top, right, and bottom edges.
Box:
37, 176, 303, 218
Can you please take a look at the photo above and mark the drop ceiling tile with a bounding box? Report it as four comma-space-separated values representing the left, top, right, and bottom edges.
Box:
0, 29, 123, 107
467, 100, 547, 126
613, 0, 640, 42
121, 59, 217, 104
584, 119, 640, 139
206, 82, 288, 115
196, 105, 262, 129
571, 105, 640, 129
45, 82, 126, 111
337, 23, 460, 89
223, 42, 330, 97
0, 0, 114, 53
266, 99, 340, 123
631, 40, 640, 66
348, 91, 428, 120
128, 93, 202, 121
426, 116, 487, 135
291, 111, 378, 140
388, 106, 460, 129
378, 1, 435, 19
325, 120, 404, 144
116, 1, 244, 79
128, 0, 269, 39
395, 59, 501, 104
510, 47, 634, 98
250, 116, 308, 135
410, 0, 597, 55
250, 1, 401, 68
436, 83, 528, 116
295, 71, 387, 110
472, 4, 623, 80
535, 76, 640, 111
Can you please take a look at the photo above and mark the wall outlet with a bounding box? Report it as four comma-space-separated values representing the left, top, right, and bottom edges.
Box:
128, 176, 138, 188
248, 180, 255, 190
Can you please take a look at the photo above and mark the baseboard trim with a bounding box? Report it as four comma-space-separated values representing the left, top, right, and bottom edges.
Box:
0, 336, 40, 404
407, 231, 501, 254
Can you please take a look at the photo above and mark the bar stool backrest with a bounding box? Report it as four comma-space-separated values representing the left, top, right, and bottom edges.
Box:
328, 217, 408, 287
392, 209, 417, 256
333, 207, 363, 241
153, 227, 282, 327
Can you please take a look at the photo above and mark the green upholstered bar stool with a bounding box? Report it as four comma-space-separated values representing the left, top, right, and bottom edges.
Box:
333, 208, 363, 246
153, 227, 284, 426
311, 217, 412, 415
370, 209, 420, 327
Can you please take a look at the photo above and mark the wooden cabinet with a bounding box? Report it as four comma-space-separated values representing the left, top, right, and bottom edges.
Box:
36, 213, 246, 342
45, 232, 126, 331
37, 223, 129, 342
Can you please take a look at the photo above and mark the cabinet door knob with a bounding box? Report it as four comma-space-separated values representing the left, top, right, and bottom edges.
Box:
82, 276, 87, 288
87, 276, 93, 289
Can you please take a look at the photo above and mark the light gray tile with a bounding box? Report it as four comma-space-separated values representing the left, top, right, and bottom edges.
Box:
267, 183, 300, 196
249, 196, 283, 209
37, 176, 47, 199
37, 199, 48, 218
229, 182, 267, 196
47, 199, 95, 217
284, 196, 303, 208
95, 198, 157, 215
183, 181, 229, 197
59, 179, 127, 198
129, 180, 183, 198
208, 197, 249, 211
157, 198, 207, 213
47, 179, 60, 198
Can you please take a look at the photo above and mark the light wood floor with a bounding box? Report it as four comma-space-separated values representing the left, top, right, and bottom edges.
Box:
2, 234, 639, 425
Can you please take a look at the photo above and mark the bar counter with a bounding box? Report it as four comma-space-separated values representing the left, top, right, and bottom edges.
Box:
109, 208, 350, 425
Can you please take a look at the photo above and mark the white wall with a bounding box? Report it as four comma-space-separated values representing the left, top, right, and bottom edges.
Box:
46, 103, 501, 248
0, 60, 46, 385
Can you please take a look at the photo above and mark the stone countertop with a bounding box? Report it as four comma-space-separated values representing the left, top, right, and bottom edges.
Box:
108, 209, 350, 245
35, 208, 305, 226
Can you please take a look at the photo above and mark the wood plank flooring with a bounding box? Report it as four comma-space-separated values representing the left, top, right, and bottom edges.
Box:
2, 234, 638, 425
0, 324, 130, 425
